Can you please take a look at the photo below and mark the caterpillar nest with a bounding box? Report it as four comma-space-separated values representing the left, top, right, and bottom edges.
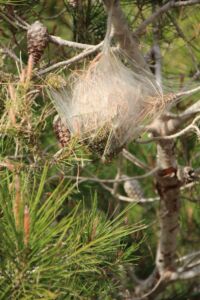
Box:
48, 13, 170, 160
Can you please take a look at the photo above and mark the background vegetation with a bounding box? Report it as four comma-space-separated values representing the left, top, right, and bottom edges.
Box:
0, 0, 200, 299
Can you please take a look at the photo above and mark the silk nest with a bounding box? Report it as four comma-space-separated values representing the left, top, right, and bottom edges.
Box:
49, 20, 166, 158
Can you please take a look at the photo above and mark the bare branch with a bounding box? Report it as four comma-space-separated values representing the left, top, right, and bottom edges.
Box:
167, 12, 199, 73
49, 35, 95, 50
49, 164, 158, 183
177, 85, 200, 97
0, 10, 100, 51
122, 149, 150, 170
114, 193, 159, 203
170, 265, 200, 281
83, 169, 159, 204
177, 251, 200, 265
37, 42, 103, 75
0, 11, 27, 29
56, 167, 159, 184
42, 7, 67, 20
0, 46, 21, 63
137, 115, 200, 143
135, 0, 200, 36
180, 100, 200, 117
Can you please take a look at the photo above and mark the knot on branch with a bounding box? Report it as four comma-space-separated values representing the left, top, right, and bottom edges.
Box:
177, 166, 199, 185
156, 167, 181, 200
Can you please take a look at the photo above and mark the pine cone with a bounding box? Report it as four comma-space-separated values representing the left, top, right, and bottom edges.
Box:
53, 115, 71, 147
27, 21, 49, 65
123, 177, 144, 201
86, 129, 123, 160
86, 126, 110, 157
68, 0, 79, 7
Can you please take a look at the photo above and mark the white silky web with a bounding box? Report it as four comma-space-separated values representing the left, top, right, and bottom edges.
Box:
48, 7, 167, 158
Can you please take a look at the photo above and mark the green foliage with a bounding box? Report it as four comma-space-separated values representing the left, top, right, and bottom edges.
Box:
0, 0, 27, 4
64, 0, 106, 44
0, 167, 141, 299
0, 1, 200, 299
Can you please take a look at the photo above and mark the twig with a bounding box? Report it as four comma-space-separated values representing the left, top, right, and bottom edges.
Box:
135, 0, 200, 36
177, 85, 200, 97
0, 46, 21, 63
133, 276, 163, 300
122, 149, 150, 170
0, 10, 100, 51
114, 194, 159, 203
42, 8, 67, 20
167, 12, 199, 73
37, 42, 103, 75
60, 167, 159, 184
177, 251, 200, 264
0, 11, 28, 30
113, 153, 123, 196
84, 169, 159, 203
180, 100, 200, 117
181, 181, 199, 191
170, 265, 200, 281
0, 12, 19, 29
137, 115, 200, 143
49, 35, 96, 50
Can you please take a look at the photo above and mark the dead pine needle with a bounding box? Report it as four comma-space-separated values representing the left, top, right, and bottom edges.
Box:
23, 204, 30, 246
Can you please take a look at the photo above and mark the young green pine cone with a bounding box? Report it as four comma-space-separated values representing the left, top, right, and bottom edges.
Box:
53, 115, 71, 147
27, 21, 49, 65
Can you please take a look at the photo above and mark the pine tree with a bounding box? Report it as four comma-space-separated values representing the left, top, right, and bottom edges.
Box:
0, 3, 141, 299
0, 166, 141, 299
1, 1, 200, 299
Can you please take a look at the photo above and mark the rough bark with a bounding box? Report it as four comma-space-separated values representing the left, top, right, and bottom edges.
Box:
155, 133, 180, 273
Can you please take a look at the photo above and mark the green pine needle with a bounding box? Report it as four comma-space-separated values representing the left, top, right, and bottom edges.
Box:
0, 167, 142, 299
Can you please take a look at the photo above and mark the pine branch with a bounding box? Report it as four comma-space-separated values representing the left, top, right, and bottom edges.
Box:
135, 0, 200, 36
0, 167, 142, 299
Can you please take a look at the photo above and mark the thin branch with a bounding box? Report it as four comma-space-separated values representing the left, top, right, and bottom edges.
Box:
177, 251, 200, 264
177, 85, 200, 97
122, 149, 150, 170
83, 169, 159, 204
0, 11, 25, 29
137, 115, 200, 143
115, 193, 159, 203
0, 46, 21, 63
0, 10, 100, 51
181, 181, 199, 191
42, 7, 67, 20
170, 265, 200, 281
135, 0, 200, 36
146, 100, 200, 141
113, 153, 123, 196
167, 12, 199, 73
60, 167, 159, 184
49, 35, 96, 50
180, 100, 200, 117
37, 42, 103, 75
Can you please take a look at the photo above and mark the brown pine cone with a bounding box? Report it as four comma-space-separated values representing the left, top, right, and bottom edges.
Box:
85, 125, 123, 160
53, 115, 71, 147
123, 177, 144, 201
27, 21, 49, 65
